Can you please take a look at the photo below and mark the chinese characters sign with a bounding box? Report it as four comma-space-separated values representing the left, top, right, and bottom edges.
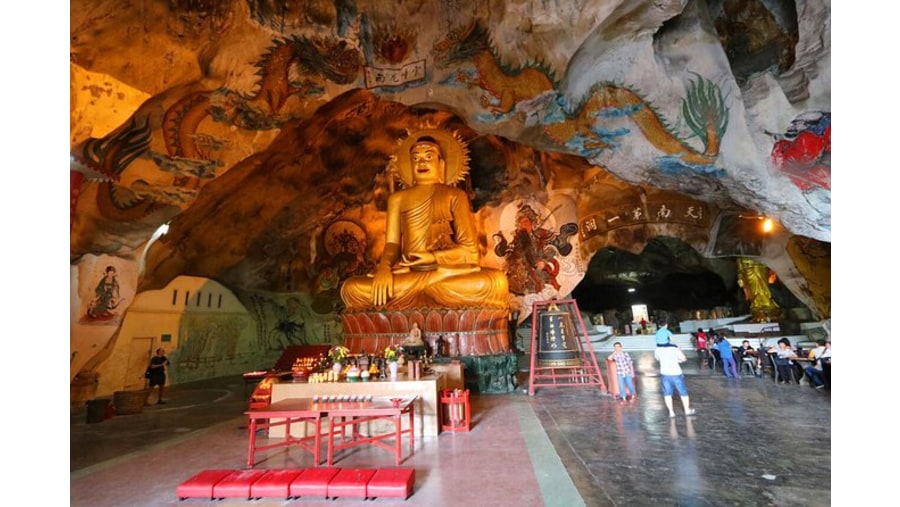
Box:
580, 200, 709, 240
364, 60, 426, 89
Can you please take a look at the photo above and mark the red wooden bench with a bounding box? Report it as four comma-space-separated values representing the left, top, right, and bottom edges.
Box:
249, 468, 305, 499
177, 466, 415, 500
288, 467, 341, 498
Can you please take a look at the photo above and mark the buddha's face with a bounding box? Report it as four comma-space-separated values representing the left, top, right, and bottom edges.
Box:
410, 142, 445, 184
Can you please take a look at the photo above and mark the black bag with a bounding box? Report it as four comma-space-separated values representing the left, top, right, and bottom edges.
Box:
144, 367, 152, 379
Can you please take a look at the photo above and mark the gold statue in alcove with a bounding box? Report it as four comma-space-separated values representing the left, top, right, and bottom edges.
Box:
736, 257, 781, 322
340, 129, 508, 311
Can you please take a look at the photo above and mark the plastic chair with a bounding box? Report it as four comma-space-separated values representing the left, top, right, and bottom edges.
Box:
708, 348, 720, 372
740, 357, 758, 376
769, 354, 797, 384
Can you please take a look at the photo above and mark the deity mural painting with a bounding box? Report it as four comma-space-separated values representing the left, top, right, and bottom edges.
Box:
493, 202, 578, 295
340, 129, 509, 311
83, 265, 125, 323
314, 220, 371, 296
770, 111, 830, 215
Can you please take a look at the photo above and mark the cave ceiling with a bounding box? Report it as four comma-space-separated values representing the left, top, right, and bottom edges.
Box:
70, 0, 830, 302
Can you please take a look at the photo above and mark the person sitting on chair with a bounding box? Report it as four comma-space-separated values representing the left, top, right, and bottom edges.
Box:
769, 338, 799, 384
738, 340, 760, 376
803, 339, 830, 389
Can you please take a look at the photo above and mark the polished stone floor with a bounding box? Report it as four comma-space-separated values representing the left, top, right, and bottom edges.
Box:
70, 353, 831, 506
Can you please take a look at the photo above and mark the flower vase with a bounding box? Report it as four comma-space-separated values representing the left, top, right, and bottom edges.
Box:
332, 362, 343, 378
388, 361, 399, 380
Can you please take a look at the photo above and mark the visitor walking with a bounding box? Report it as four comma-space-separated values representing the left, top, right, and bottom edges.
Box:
654, 343, 696, 417
146, 348, 171, 405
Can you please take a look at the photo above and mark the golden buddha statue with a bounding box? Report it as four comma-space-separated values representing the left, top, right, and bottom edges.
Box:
340, 129, 509, 311
736, 257, 780, 322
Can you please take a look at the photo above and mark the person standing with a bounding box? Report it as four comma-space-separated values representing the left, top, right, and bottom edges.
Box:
695, 328, 709, 369
655, 321, 675, 347
654, 343, 696, 417
715, 335, 739, 378
607, 342, 637, 402
146, 348, 171, 405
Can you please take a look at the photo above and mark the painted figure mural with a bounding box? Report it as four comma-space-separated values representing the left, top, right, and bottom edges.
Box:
84, 265, 125, 322
493, 203, 578, 295
770, 111, 831, 214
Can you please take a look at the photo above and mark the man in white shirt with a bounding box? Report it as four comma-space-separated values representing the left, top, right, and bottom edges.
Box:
653, 344, 696, 417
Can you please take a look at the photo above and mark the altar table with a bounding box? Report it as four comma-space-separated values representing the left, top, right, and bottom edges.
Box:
270, 373, 445, 437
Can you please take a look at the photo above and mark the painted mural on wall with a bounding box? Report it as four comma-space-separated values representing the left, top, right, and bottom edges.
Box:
267, 296, 307, 349
245, 293, 346, 351
80, 264, 129, 325
430, 19, 729, 176
770, 111, 831, 218
75, 13, 732, 232
493, 202, 578, 296
174, 313, 247, 370
312, 220, 372, 313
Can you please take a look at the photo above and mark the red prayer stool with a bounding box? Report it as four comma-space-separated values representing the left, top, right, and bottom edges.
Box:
326, 468, 377, 499
367, 468, 416, 499
211, 469, 268, 499
176, 469, 234, 499
289, 467, 341, 498
250, 469, 306, 499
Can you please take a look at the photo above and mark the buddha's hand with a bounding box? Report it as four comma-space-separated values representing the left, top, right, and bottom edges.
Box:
372, 264, 394, 307
400, 251, 437, 268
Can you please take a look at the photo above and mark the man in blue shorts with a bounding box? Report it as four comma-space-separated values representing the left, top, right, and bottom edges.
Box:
653, 343, 696, 418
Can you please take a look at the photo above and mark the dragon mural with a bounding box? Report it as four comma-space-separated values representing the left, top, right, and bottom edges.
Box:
432, 19, 557, 117
73, 35, 353, 223
162, 36, 338, 163
71, 116, 166, 221
545, 75, 728, 165
431, 19, 728, 167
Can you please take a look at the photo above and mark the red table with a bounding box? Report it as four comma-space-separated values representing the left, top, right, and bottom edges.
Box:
245, 399, 325, 467
324, 396, 417, 466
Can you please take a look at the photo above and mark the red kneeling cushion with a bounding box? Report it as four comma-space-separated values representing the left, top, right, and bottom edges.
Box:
212, 469, 268, 498
327, 468, 377, 499
289, 467, 341, 498
367, 468, 416, 499
176, 469, 234, 499
250, 469, 306, 499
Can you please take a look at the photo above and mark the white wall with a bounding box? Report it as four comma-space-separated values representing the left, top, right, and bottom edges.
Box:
94, 276, 261, 397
